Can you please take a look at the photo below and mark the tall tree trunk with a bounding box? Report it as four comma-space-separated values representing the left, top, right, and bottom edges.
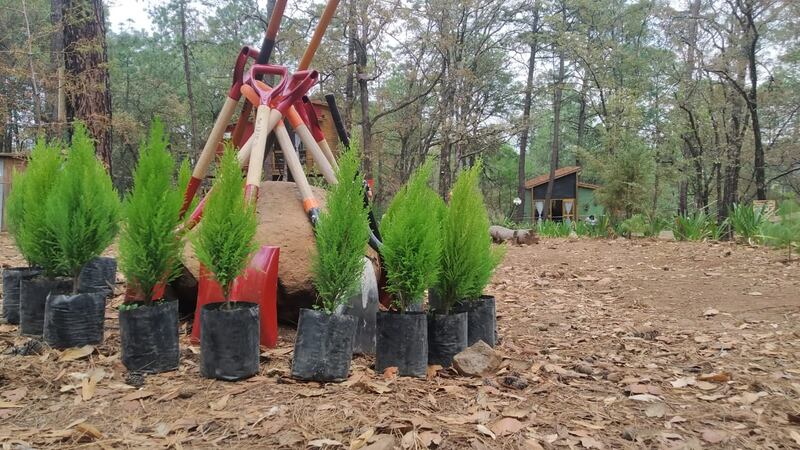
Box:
178, 0, 198, 155
679, 181, 688, 216
355, 3, 372, 180
743, 6, 765, 199
49, 0, 65, 132
515, 4, 539, 223
22, 0, 42, 128
62, 0, 112, 170
576, 74, 589, 167
678, 0, 701, 216
543, 52, 565, 220
345, 0, 356, 130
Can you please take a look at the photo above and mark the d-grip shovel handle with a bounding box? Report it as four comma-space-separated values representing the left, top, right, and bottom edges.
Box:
230, 46, 260, 100
249, 64, 288, 105
301, 96, 325, 142
325, 93, 350, 148
274, 70, 319, 114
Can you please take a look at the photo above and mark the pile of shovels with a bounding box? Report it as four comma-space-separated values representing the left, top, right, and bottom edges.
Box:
179, 0, 382, 356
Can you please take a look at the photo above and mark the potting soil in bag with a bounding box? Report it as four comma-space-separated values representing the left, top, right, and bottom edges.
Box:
427, 312, 468, 366
44, 292, 106, 348
2, 267, 41, 324
376, 311, 428, 377
292, 309, 356, 382
200, 302, 260, 381
19, 277, 72, 336
78, 257, 117, 297
466, 295, 496, 347
120, 300, 180, 373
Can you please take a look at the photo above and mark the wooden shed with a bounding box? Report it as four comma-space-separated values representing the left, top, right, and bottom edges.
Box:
523, 166, 603, 222
0, 152, 29, 232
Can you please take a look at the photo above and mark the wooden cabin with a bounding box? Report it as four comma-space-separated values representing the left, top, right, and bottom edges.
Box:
0, 152, 29, 232
523, 166, 603, 222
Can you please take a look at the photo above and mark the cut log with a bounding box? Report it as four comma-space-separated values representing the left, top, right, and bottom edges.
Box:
182, 180, 380, 323
489, 225, 539, 245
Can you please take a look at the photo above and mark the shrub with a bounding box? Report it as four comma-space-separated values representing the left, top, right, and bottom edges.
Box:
312, 144, 370, 314
619, 214, 648, 237
118, 120, 184, 305
192, 146, 258, 301
46, 123, 120, 291
438, 162, 504, 313
5, 139, 63, 268
759, 200, 800, 258
729, 203, 767, 244
673, 211, 714, 241
380, 163, 444, 312
537, 220, 571, 238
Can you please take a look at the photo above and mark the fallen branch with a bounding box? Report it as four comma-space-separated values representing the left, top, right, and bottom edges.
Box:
489, 225, 539, 245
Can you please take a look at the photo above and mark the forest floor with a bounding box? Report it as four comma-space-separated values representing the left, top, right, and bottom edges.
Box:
1, 233, 799, 449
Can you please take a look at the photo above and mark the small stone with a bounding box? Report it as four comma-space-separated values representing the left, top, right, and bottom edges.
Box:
499, 372, 529, 390
453, 341, 502, 377
574, 363, 594, 375
125, 372, 146, 388
605, 372, 623, 382
622, 428, 638, 441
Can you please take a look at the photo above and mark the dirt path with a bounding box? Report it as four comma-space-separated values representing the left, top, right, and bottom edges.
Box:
1, 234, 799, 449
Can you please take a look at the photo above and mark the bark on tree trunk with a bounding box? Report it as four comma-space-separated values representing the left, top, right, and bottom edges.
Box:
355, 4, 372, 181
62, 0, 112, 170
178, 0, 198, 155
345, 0, 356, 130
543, 52, 565, 221
49, 0, 64, 130
746, 27, 765, 200
515, 4, 539, 223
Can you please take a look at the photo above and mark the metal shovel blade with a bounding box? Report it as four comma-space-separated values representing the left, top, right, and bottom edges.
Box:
339, 257, 378, 355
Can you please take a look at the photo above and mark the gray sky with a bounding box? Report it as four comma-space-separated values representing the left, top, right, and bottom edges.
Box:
108, 0, 152, 32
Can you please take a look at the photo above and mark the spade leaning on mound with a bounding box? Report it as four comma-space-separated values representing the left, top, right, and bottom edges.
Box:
181, 180, 380, 323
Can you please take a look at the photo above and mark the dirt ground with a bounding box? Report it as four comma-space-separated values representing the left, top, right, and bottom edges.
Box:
1, 233, 799, 449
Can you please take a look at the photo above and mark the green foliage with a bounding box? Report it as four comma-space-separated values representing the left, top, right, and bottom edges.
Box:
619, 214, 668, 237
5, 139, 63, 268
192, 146, 257, 301
45, 124, 121, 287
536, 220, 571, 238
118, 120, 184, 305
438, 162, 505, 313
380, 163, 444, 311
312, 144, 371, 314
619, 214, 648, 236
759, 201, 800, 258
177, 157, 199, 215
729, 203, 767, 243
672, 211, 715, 241
591, 144, 654, 219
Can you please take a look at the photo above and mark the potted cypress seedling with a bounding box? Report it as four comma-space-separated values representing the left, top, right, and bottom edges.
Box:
291, 146, 369, 382
435, 162, 504, 357
193, 147, 259, 381
118, 120, 183, 373
376, 163, 443, 377
42, 124, 121, 348
4, 139, 61, 327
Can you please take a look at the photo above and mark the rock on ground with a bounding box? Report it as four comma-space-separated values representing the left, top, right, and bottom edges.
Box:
453, 340, 502, 376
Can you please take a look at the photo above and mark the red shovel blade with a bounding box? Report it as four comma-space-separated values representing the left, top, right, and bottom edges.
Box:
191, 246, 280, 348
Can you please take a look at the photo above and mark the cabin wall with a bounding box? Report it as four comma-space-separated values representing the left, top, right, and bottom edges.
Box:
577, 186, 603, 219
